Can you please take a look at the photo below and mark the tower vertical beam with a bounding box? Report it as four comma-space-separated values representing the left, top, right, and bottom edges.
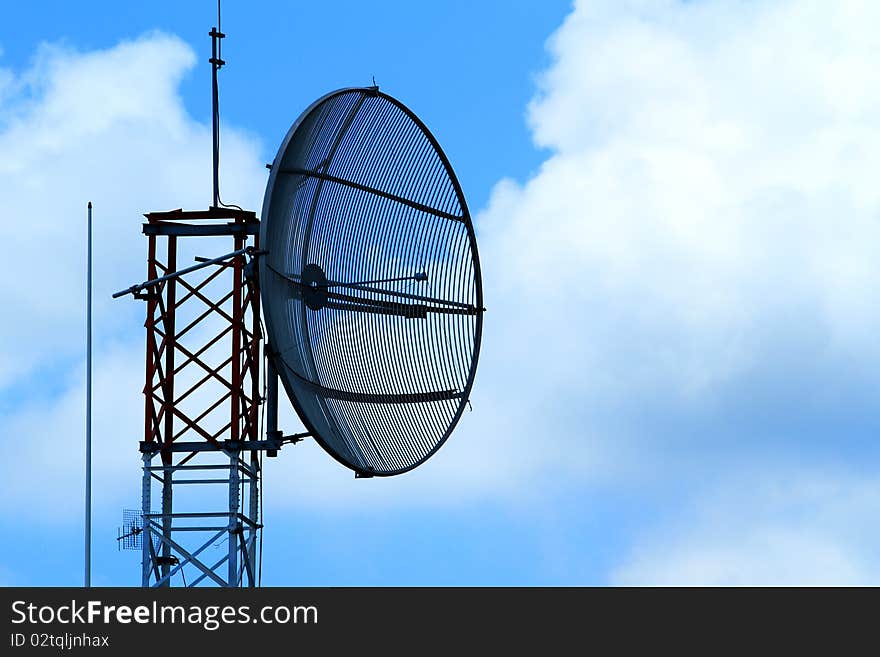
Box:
231, 235, 242, 443
160, 236, 177, 587
141, 452, 152, 587
248, 462, 258, 584
144, 233, 158, 446
248, 232, 262, 443
228, 451, 240, 587
142, 232, 159, 589
248, 232, 262, 582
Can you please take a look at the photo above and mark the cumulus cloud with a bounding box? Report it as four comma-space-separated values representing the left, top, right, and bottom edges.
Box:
2, 342, 142, 521
265, 0, 880, 523
0, 33, 266, 521
0, 33, 265, 390
461, 0, 880, 581
611, 470, 880, 585
6, 0, 880, 585
474, 0, 880, 478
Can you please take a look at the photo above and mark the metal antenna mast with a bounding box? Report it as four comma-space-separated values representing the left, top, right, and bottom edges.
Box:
114, 1, 482, 588
114, 4, 286, 588
209, 0, 224, 208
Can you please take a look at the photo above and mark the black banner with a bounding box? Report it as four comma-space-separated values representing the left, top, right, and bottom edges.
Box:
0, 587, 865, 652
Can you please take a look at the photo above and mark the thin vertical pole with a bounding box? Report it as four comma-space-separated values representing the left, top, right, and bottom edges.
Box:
209, 3, 224, 210
210, 31, 219, 208
85, 201, 92, 588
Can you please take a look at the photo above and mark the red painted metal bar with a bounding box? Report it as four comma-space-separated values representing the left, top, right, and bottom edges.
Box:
172, 263, 229, 320
230, 229, 243, 443
176, 290, 235, 341
173, 392, 233, 441
171, 343, 235, 393
175, 276, 237, 325
144, 234, 158, 445
161, 237, 177, 465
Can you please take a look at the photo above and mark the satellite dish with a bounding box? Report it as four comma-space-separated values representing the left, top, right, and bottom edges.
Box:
260, 86, 484, 477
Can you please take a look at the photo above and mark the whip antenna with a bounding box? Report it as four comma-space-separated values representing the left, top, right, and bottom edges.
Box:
210, 0, 225, 208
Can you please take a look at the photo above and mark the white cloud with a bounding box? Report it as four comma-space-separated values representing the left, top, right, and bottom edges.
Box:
264, 0, 880, 513
462, 0, 880, 582
0, 33, 266, 520
1, 341, 142, 521
611, 470, 880, 585
13, 0, 880, 507
0, 33, 265, 391
473, 0, 880, 474
6, 0, 880, 586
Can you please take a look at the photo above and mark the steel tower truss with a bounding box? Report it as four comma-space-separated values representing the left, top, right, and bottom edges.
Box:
138, 207, 263, 587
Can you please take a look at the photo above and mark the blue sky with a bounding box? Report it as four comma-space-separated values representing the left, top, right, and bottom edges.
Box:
4, 0, 880, 586
0, 0, 568, 212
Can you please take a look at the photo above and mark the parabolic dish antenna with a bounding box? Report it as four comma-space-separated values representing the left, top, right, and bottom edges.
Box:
260, 86, 484, 477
